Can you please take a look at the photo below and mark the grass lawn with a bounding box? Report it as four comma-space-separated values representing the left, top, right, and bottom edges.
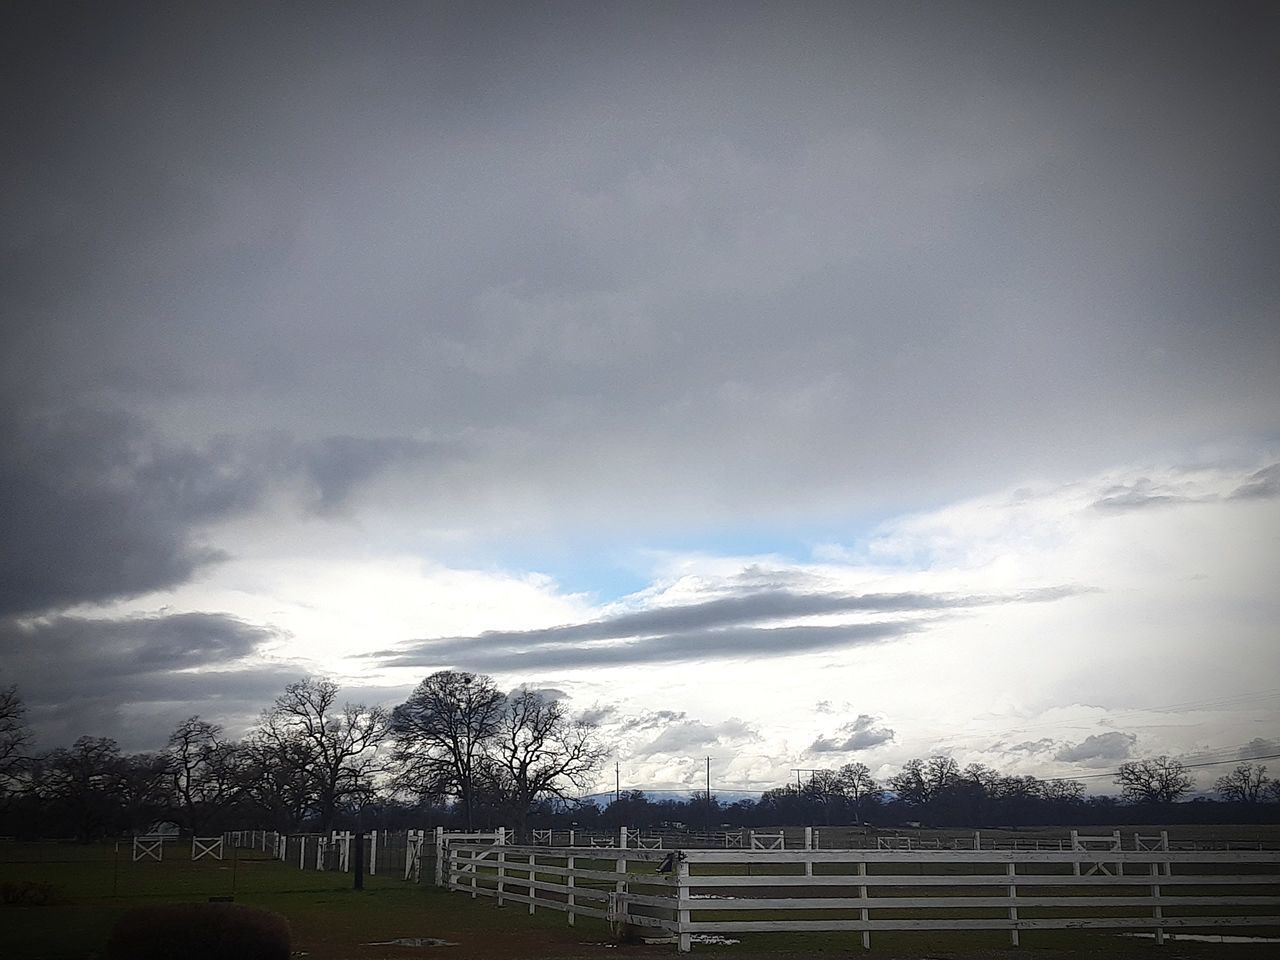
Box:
3, 843, 1278, 959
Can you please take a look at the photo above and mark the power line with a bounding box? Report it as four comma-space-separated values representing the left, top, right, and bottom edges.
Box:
1043, 752, 1280, 784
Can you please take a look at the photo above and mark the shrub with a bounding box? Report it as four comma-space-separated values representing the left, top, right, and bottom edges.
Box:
0, 880, 64, 905
106, 902, 291, 960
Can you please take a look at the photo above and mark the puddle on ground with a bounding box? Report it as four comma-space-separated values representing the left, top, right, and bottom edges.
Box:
1122, 933, 1280, 944
364, 938, 457, 947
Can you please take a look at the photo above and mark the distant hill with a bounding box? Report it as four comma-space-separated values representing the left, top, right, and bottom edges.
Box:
579, 788, 763, 809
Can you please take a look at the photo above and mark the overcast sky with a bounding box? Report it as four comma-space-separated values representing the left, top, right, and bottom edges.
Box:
2, 1, 1277, 795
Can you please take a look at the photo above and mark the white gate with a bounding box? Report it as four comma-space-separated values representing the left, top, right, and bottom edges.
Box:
132, 836, 166, 862
191, 836, 223, 861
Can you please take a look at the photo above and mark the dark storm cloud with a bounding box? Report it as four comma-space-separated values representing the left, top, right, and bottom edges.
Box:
0, 409, 452, 617
2, 1, 1275, 543
808, 714, 896, 753
293, 435, 454, 514
7, 611, 273, 677
444, 620, 924, 672
372, 585, 1083, 671
0, 410, 262, 617
1054, 731, 1137, 764
379, 585, 1080, 656
0, 610, 298, 751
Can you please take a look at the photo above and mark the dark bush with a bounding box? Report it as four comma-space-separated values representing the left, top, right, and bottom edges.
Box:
106, 902, 291, 960
0, 880, 64, 905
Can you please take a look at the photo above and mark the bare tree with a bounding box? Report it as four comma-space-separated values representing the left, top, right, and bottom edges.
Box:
1115, 756, 1194, 804
0, 685, 31, 783
1214, 763, 1270, 804
118, 752, 174, 833
1040, 778, 1086, 803
261, 678, 389, 832
39, 736, 126, 840
390, 670, 506, 830
803, 769, 846, 823
237, 731, 319, 832
489, 688, 608, 842
165, 716, 236, 833
888, 755, 959, 805
836, 761, 882, 824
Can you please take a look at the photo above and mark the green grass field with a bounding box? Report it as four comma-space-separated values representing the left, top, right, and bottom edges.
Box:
3, 842, 1279, 959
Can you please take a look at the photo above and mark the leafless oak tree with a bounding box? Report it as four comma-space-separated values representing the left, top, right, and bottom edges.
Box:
165, 716, 237, 833
261, 677, 389, 831
836, 761, 882, 824
888, 755, 959, 804
1115, 755, 1194, 803
0, 685, 31, 785
390, 670, 506, 830
490, 687, 607, 841
1214, 762, 1271, 803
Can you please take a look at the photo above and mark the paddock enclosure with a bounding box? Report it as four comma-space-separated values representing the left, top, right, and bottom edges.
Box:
4, 827, 1280, 959
443, 834, 1280, 952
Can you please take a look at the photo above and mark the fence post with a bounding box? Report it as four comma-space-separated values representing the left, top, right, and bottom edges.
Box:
857, 859, 870, 950
620, 826, 628, 849
407, 830, 417, 882
299, 836, 306, 870
497, 844, 506, 907
1007, 862, 1019, 947
804, 827, 813, 877
368, 830, 377, 875
677, 854, 691, 953
567, 851, 576, 926
435, 827, 445, 887
615, 846, 627, 918
528, 851, 535, 914
1150, 860, 1165, 945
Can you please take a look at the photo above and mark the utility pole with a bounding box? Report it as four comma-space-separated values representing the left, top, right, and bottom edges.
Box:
792, 768, 821, 792
706, 756, 712, 833
616, 759, 621, 805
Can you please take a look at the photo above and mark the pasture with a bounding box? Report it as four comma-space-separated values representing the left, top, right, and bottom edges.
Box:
3, 837, 1279, 960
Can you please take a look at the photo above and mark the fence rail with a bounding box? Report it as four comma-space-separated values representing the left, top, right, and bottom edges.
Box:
444, 841, 1280, 952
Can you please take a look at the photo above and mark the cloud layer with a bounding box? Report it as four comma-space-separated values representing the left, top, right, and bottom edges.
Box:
0, 4, 1275, 788
373, 586, 1083, 671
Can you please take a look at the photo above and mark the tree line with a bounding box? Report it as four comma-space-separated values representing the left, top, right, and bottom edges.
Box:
2, 679, 1277, 840
0, 673, 605, 841
750, 755, 1280, 828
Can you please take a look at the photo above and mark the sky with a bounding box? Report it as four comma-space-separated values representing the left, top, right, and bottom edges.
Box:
2, 1, 1278, 797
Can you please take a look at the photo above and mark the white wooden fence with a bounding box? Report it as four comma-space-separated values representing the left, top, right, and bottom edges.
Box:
445, 842, 1280, 952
